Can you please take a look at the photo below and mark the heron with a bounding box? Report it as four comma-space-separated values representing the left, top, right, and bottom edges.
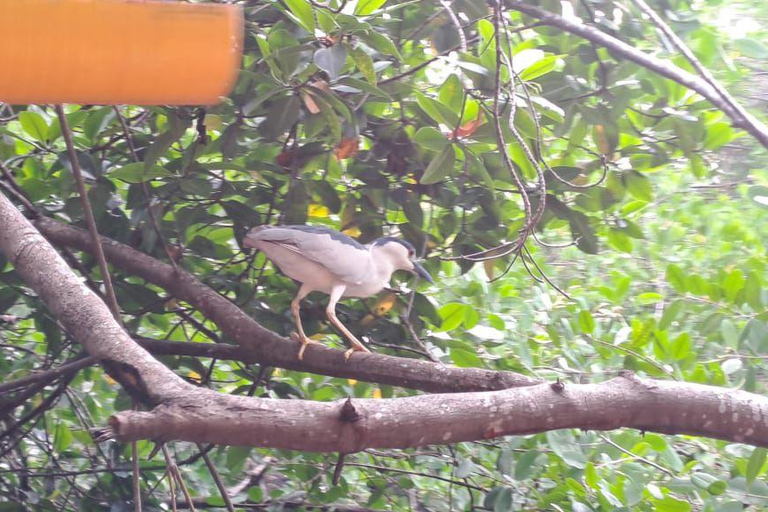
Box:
244, 225, 434, 360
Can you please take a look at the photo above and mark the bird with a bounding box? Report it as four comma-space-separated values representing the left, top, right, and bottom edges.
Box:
243, 225, 434, 360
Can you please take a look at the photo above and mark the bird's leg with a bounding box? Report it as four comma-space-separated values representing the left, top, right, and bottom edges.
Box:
326, 285, 371, 361
291, 285, 321, 360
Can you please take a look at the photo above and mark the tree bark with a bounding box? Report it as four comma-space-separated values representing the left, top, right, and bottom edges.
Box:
108, 373, 768, 452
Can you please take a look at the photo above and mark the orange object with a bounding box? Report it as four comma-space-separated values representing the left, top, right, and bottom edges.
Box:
0, 0, 243, 105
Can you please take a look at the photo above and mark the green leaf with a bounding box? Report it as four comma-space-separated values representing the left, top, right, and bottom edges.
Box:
607, 228, 633, 254
747, 448, 767, 485
484, 487, 513, 512
54, 423, 72, 452
312, 94, 343, 143
519, 55, 559, 81
704, 122, 735, 150
349, 46, 377, 84
514, 450, 539, 480
546, 430, 587, 469
282, 0, 315, 33
735, 38, 768, 58
260, 96, 301, 141
414, 127, 449, 152
623, 170, 652, 201
19, 111, 49, 143
659, 300, 684, 331
83, 106, 116, 143
439, 302, 465, 331
314, 45, 348, 80
723, 269, 745, 303
637, 292, 663, 305
144, 113, 191, 170
421, 144, 455, 184
416, 92, 459, 127
666, 264, 687, 293
110, 163, 172, 183
337, 77, 391, 99
450, 348, 483, 367
356, 0, 387, 16
578, 310, 595, 333
363, 30, 402, 60
438, 74, 464, 112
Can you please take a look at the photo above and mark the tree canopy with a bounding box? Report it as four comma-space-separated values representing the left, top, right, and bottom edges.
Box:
2, 0, 768, 510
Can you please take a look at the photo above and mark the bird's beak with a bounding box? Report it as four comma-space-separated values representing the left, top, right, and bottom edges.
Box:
412, 261, 434, 284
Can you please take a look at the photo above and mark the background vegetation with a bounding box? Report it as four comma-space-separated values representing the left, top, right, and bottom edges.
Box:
2, 0, 768, 510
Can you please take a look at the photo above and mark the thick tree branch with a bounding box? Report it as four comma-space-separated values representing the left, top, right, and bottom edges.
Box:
3, 192, 768, 453
504, 1, 768, 149
108, 373, 768, 452
35, 216, 540, 393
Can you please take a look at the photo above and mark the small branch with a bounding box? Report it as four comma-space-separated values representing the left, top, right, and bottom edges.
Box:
113, 106, 180, 272
0, 354, 94, 393
0, 160, 37, 215
503, 0, 768, 149
197, 444, 235, 512
438, 0, 467, 53
54, 105, 122, 323
132, 437, 142, 512
163, 446, 196, 512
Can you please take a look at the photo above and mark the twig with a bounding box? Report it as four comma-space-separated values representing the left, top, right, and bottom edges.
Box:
438, 0, 466, 52
132, 437, 143, 512
113, 106, 179, 272
197, 444, 235, 512
163, 445, 196, 512
630, 0, 747, 122
0, 160, 37, 215
598, 433, 674, 476
54, 105, 122, 323
344, 462, 485, 492
0, 354, 94, 394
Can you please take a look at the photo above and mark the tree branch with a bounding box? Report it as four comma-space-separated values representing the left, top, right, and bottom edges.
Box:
34, 216, 539, 393
107, 373, 768, 452
504, 1, 768, 149
3, 192, 768, 453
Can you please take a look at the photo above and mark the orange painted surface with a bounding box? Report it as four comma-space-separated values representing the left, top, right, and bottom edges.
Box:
0, 0, 243, 105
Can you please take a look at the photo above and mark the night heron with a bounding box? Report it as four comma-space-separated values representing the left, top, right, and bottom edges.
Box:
244, 225, 434, 360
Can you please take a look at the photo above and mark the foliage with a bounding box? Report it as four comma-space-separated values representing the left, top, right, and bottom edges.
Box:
1, 0, 768, 510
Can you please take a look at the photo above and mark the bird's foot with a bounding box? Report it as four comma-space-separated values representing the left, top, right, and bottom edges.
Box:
343, 343, 371, 362
291, 332, 323, 360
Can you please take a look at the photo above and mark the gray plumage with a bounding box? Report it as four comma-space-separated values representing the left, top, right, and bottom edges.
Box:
244, 224, 433, 360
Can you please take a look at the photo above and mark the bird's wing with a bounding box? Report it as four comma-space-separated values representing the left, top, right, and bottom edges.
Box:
248, 226, 372, 284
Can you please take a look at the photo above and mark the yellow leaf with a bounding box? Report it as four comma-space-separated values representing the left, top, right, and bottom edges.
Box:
347, 379, 358, 386
204, 114, 223, 130
188, 370, 202, 383
310, 333, 325, 341
483, 260, 495, 280
594, 125, 611, 155
104, 374, 117, 385
359, 313, 376, 329
342, 226, 362, 238
373, 292, 397, 316
308, 204, 330, 217
273, 368, 282, 377
372, 388, 382, 399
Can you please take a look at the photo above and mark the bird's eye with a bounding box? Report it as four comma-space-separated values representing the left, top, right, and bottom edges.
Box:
408, 249, 415, 257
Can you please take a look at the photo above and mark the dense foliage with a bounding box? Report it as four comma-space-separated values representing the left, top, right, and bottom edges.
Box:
2, 0, 768, 510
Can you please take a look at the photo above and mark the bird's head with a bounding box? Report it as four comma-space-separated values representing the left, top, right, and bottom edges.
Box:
371, 237, 434, 284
